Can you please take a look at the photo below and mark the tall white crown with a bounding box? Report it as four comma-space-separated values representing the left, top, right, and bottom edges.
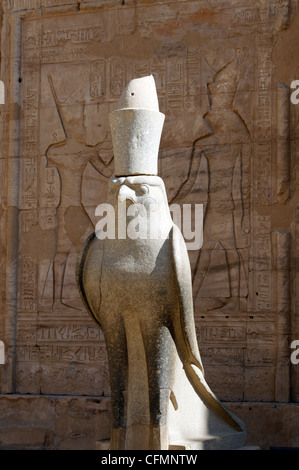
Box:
109, 75, 165, 176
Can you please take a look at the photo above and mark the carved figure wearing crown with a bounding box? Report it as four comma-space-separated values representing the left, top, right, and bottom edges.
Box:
77, 76, 246, 450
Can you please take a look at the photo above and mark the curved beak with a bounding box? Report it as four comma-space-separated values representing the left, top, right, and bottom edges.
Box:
117, 184, 136, 204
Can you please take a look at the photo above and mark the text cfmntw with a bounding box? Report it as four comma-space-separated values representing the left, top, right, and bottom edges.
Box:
99, 454, 198, 466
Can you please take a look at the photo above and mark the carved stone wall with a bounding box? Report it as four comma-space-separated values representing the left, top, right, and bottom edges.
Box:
0, 0, 299, 449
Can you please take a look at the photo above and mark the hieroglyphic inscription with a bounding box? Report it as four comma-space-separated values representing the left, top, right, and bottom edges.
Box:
254, 33, 273, 205
41, 0, 75, 6
247, 324, 275, 343
17, 322, 103, 342
13, 0, 41, 10
198, 314, 277, 400
186, 49, 201, 107
39, 158, 60, 230
197, 318, 276, 369
250, 30, 274, 314
22, 20, 200, 114
201, 346, 274, 365
252, 215, 272, 312
16, 320, 109, 394
166, 54, 185, 110
90, 60, 106, 99
17, 345, 106, 363
232, 7, 261, 25
22, 256, 36, 311
110, 57, 126, 98
294, 205, 299, 328
24, 25, 106, 49
275, 230, 291, 401
20, 70, 39, 210
21, 210, 38, 232
276, 82, 290, 203
200, 326, 246, 342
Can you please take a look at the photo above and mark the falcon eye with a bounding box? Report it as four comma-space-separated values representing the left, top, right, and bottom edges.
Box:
140, 184, 149, 195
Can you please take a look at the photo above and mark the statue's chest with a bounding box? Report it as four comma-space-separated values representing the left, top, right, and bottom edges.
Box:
102, 238, 172, 278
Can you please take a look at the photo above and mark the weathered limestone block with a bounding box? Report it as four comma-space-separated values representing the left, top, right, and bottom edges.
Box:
77, 76, 246, 450
0, 394, 111, 450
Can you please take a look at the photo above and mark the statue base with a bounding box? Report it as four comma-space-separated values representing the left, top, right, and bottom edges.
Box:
95, 354, 247, 451
95, 437, 255, 451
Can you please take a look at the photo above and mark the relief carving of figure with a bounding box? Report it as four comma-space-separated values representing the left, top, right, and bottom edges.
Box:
44, 74, 114, 312
174, 48, 252, 312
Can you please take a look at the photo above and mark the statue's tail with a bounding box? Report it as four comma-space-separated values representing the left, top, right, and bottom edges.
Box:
171, 314, 243, 433
170, 223, 244, 433
182, 359, 244, 432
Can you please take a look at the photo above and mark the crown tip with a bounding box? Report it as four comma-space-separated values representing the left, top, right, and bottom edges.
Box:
116, 75, 160, 112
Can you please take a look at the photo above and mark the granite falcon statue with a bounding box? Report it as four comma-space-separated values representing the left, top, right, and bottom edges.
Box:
77, 75, 246, 450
